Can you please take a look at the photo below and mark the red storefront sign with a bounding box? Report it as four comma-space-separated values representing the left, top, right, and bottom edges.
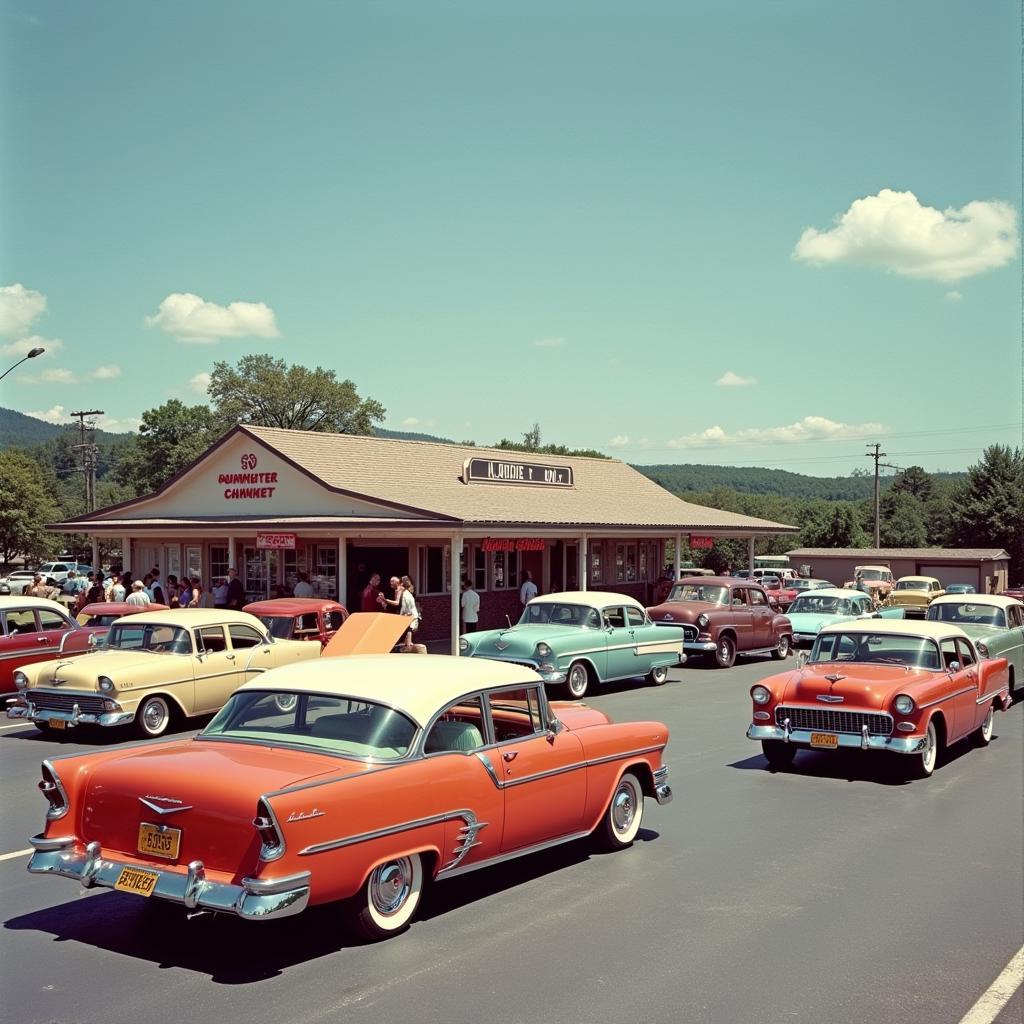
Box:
481, 538, 546, 553
256, 533, 297, 550
689, 535, 714, 550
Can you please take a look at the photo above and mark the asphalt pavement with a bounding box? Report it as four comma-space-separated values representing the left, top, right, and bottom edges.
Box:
0, 655, 1021, 1024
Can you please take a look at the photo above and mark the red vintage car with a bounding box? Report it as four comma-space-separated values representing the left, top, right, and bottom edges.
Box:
26, 655, 672, 938
746, 619, 1011, 778
243, 598, 348, 648
647, 576, 792, 667
0, 597, 108, 695
75, 602, 169, 628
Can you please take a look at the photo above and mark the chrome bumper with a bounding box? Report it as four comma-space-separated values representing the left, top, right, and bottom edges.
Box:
746, 723, 928, 755
27, 835, 310, 921
683, 641, 716, 652
6, 700, 134, 729
652, 766, 673, 804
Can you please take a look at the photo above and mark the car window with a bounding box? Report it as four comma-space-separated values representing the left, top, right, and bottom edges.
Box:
197, 626, 228, 653
3, 609, 38, 635
37, 609, 71, 632
749, 590, 767, 607
295, 613, 319, 635
939, 638, 959, 669
604, 607, 626, 629
955, 638, 976, 666
424, 695, 486, 754
229, 623, 266, 649
487, 686, 543, 741
326, 610, 345, 631
626, 606, 645, 627
731, 590, 748, 607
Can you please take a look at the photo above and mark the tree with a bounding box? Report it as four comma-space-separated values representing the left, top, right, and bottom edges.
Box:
948, 445, 1024, 583
0, 449, 60, 564
799, 502, 869, 548
113, 400, 218, 495
880, 489, 927, 547
208, 354, 385, 434
888, 465, 934, 502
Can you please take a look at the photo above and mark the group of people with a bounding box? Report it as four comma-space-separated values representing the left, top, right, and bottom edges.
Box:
359, 573, 425, 652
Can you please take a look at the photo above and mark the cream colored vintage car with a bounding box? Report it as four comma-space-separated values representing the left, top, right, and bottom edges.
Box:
7, 609, 321, 738
885, 576, 946, 619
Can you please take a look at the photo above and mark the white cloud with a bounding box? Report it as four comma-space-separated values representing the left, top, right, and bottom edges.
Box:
666, 416, 885, 449
90, 364, 122, 380
189, 371, 212, 394
0, 334, 63, 359
793, 189, 1019, 282
26, 405, 66, 424
532, 336, 566, 348
145, 292, 281, 343
0, 284, 47, 337
402, 417, 420, 427
38, 367, 77, 383
716, 370, 756, 387
608, 435, 630, 448
945, 290, 963, 302
98, 415, 142, 432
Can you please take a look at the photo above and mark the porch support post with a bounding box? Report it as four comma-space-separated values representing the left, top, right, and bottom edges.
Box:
228, 537, 238, 571
91, 536, 100, 572
451, 533, 463, 655
748, 535, 755, 570
337, 536, 347, 605
674, 533, 682, 579
579, 535, 588, 592
121, 535, 131, 574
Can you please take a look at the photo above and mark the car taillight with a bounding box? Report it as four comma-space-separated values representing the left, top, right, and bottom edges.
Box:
253, 799, 284, 861
39, 762, 69, 820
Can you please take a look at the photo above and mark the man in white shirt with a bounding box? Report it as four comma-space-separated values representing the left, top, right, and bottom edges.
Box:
519, 570, 538, 607
125, 581, 151, 606
293, 572, 315, 598
461, 577, 480, 631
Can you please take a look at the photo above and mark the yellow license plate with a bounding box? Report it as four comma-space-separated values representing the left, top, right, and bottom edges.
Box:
137, 823, 181, 860
114, 865, 159, 897
810, 732, 839, 749
49, 719, 66, 730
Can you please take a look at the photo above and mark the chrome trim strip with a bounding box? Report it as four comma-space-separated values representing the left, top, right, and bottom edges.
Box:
139, 797, 193, 816
298, 808, 482, 859
919, 686, 976, 710
748, 723, 928, 754
976, 690, 1006, 705
436, 829, 592, 880
41, 759, 70, 821
241, 870, 311, 895
472, 744, 665, 791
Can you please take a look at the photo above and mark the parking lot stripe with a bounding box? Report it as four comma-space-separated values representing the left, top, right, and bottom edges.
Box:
0, 722, 33, 731
959, 946, 1024, 1024
0, 849, 32, 863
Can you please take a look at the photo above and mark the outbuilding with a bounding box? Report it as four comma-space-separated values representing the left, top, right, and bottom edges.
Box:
52, 425, 796, 652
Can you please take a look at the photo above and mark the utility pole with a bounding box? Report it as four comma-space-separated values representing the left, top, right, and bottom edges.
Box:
865, 443, 886, 549
70, 409, 104, 513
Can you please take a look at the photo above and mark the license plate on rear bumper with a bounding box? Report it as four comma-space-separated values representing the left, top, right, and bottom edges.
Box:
810, 732, 839, 749
48, 719, 66, 730
137, 823, 181, 860
114, 865, 159, 897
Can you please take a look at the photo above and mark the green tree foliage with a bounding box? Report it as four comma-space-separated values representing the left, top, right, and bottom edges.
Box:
879, 489, 927, 547
208, 354, 385, 434
888, 465, 934, 502
799, 502, 869, 548
112, 400, 218, 496
492, 424, 608, 460
948, 445, 1024, 582
0, 449, 61, 564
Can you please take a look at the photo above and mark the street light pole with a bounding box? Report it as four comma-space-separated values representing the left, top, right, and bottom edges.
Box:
0, 346, 45, 382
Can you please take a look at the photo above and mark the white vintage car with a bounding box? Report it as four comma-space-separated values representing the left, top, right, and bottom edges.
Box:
7, 609, 321, 737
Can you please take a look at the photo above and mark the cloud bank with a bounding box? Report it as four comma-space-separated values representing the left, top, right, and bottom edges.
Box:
716, 370, 755, 387
666, 415, 884, 449
0, 283, 47, 337
145, 292, 281, 343
793, 189, 1018, 282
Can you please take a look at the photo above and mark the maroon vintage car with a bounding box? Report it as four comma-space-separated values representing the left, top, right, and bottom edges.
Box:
647, 576, 793, 668
243, 598, 349, 648
0, 596, 109, 694
75, 602, 169, 628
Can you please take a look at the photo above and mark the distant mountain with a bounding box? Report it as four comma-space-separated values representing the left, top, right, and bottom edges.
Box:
0, 406, 132, 448
374, 426, 457, 444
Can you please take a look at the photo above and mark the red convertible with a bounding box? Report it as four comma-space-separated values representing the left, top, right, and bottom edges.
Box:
26, 655, 672, 938
746, 620, 1011, 778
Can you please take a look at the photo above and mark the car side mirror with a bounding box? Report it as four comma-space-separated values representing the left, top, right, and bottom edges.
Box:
546, 717, 562, 741
947, 660, 961, 672
797, 651, 809, 667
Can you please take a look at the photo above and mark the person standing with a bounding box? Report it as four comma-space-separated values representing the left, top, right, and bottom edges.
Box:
226, 567, 245, 610
398, 575, 425, 653
110, 575, 126, 602
212, 577, 229, 608
150, 570, 166, 606
461, 576, 480, 632
125, 581, 151, 606
378, 576, 402, 613
519, 570, 538, 607
361, 573, 382, 612
27, 574, 59, 600
293, 571, 314, 598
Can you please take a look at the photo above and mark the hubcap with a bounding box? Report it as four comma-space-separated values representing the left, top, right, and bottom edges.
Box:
612, 786, 635, 833
983, 708, 993, 738
570, 668, 585, 695
370, 860, 410, 916
143, 702, 166, 731
923, 726, 935, 769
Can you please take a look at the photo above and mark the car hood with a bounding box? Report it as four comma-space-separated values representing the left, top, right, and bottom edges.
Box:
780, 663, 934, 709
931, 621, 1003, 642
24, 648, 185, 688
786, 612, 853, 633
646, 601, 722, 625
468, 624, 601, 657
78, 739, 359, 873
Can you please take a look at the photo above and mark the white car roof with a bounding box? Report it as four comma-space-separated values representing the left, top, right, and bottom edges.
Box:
236, 654, 541, 728
790, 588, 869, 600
895, 576, 940, 584
930, 594, 1021, 610
0, 596, 68, 613
528, 591, 645, 611
818, 619, 969, 641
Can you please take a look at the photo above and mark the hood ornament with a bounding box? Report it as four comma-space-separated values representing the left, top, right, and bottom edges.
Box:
139, 795, 192, 816
495, 640, 509, 651
817, 694, 845, 703
663, 614, 674, 621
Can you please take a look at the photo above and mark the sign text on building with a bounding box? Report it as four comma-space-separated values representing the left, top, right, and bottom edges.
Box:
463, 457, 573, 487
689, 535, 714, 550
219, 453, 278, 500
481, 537, 546, 553
256, 533, 297, 550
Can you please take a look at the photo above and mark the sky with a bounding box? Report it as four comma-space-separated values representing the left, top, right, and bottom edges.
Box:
1, 0, 1020, 477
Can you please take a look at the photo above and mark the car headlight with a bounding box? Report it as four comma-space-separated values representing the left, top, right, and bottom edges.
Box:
535, 642, 552, 658
697, 613, 710, 629
750, 685, 771, 705
13, 671, 28, 690
98, 676, 115, 692
894, 694, 915, 715
976, 641, 989, 659
458, 638, 470, 653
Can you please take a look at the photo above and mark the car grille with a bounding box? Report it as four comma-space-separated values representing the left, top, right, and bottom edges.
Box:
29, 691, 107, 715
775, 705, 893, 737
657, 622, 698, 642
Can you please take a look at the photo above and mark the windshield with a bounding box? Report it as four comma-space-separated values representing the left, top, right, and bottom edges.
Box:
667, 584, 727, 605
809, 631, 941, 670
789, 595, 849, 615
202, 691, 416, 760
40, 563, 65, 573
927, 603, 1006, 628
518, 603, 601, 628
105, 622, 191, 654
257, 615, 296, 640
895, 580, 929, 591
858, 569, 886, 581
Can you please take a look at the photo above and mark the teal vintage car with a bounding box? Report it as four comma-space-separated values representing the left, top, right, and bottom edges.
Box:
786, 587, 904, 647
459, 591, 685, 699
926, 594, 1024, 693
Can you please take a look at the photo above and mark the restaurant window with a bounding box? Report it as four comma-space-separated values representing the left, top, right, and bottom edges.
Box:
209, 545, 229, 584
184, 545, 202, 580
418, 544, 450, 596
615, 544, 626, 582
283, 548, 300, 594
626, 544, 637, 583
590, 543, 604, 585
491, 549, 519, 591
639, 544, 649, 581
314, 545, 337, 599
473, 545, 487, 591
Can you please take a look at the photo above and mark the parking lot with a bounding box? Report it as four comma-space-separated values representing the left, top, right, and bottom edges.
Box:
1, 654, 1021, 1024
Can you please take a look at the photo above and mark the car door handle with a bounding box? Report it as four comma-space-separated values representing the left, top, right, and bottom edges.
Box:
37, 637, 50, 644
225, 653, 235, 661
502, 751, 518, 762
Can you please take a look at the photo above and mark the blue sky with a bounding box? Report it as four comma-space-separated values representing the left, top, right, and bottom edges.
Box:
1, 0, 1020, 476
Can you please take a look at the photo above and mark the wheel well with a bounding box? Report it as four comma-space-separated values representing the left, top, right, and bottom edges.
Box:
717, 630, 736, 643
928, 711, 947, 749
137, 692, 186, 721
569, 659, 598, 683
624, 761, 656, 799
